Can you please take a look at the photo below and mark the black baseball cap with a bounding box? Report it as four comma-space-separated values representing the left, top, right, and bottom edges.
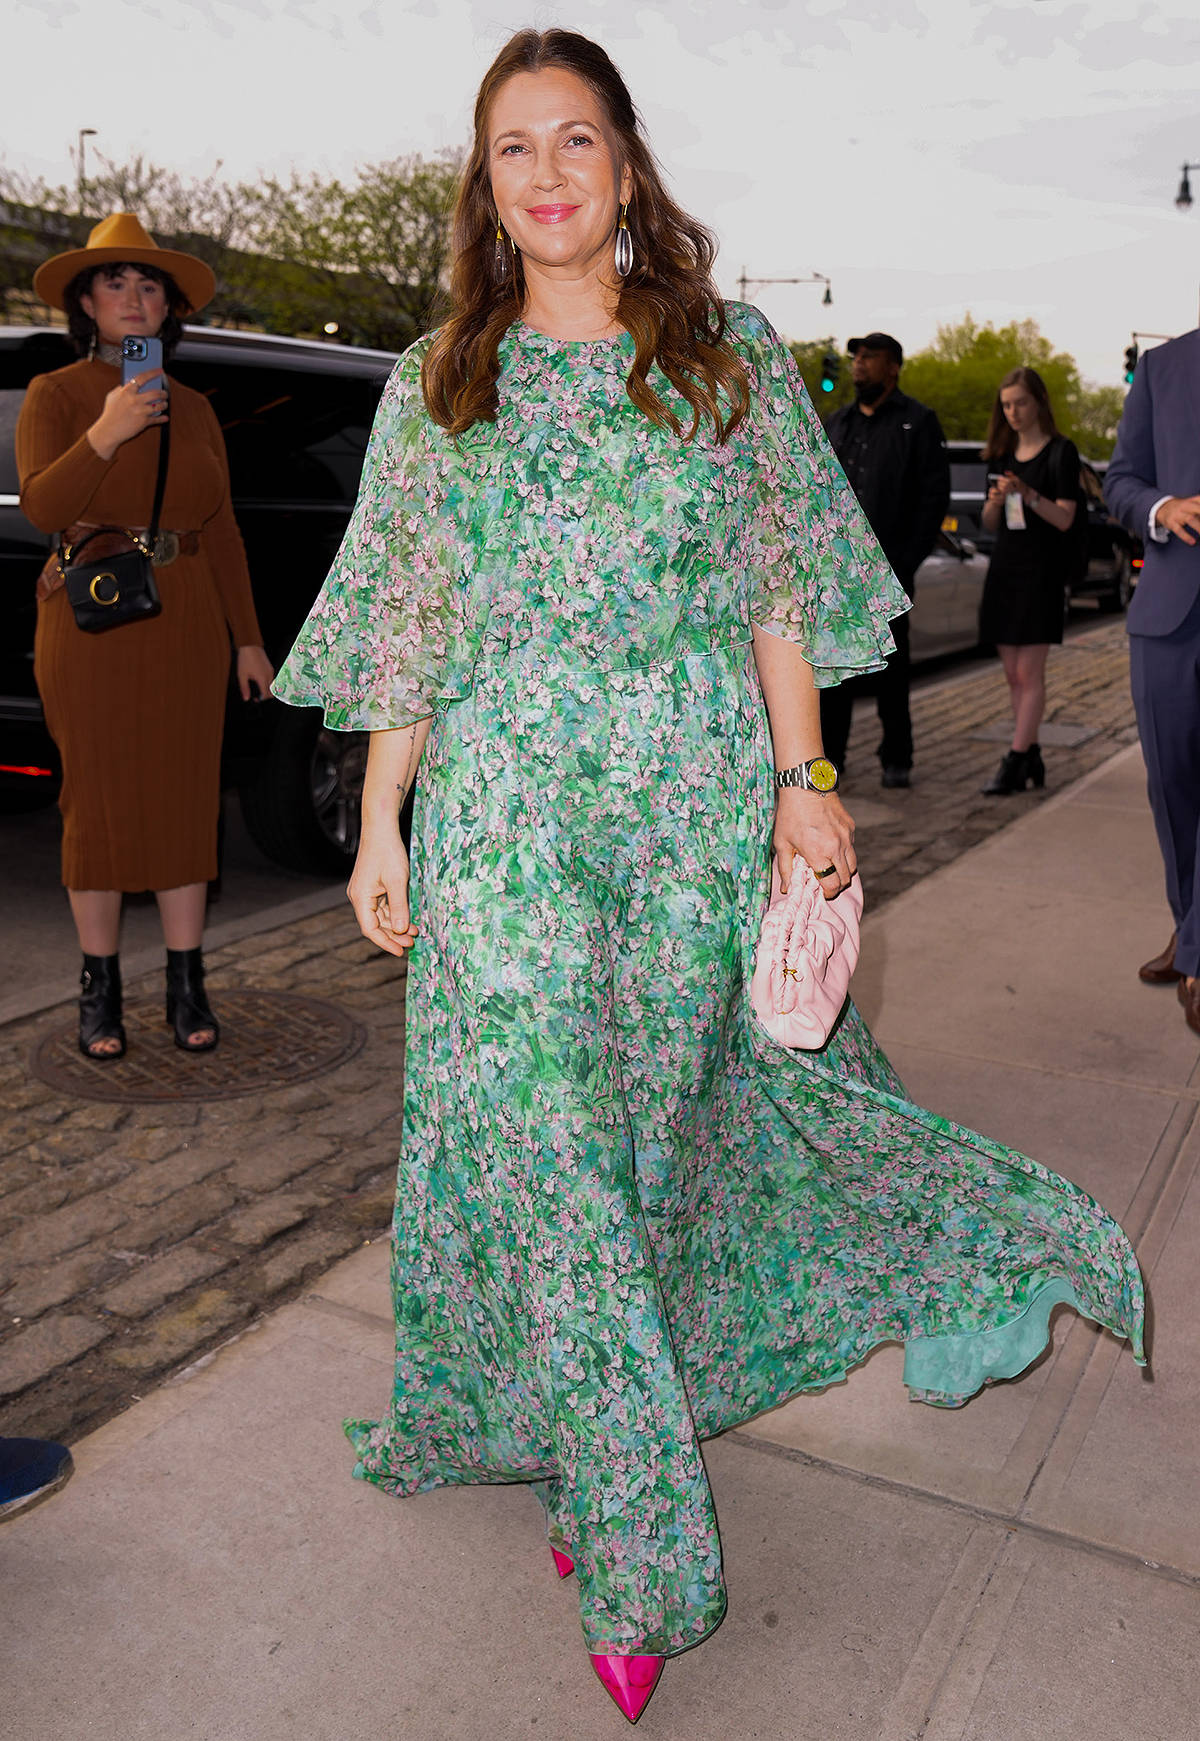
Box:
848, 332, 904, 365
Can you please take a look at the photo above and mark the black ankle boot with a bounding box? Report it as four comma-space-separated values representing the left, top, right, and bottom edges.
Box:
165, 948, 219, 1053
1026, 743, 1045, 788
982, 749, 1033, 796
79, 953, 126, 1061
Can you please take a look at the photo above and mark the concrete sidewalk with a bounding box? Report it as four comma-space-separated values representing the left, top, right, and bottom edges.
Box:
4, 744, 1198, 1741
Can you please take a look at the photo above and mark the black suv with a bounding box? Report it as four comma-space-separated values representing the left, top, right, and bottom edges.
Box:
0, 324, 397, 872
941, 438, 1140, 612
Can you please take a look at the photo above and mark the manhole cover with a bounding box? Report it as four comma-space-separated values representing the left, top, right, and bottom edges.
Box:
31, 990, 366, 1103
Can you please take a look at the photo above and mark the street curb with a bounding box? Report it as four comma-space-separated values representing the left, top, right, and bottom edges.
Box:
6, 744, 1143, 1029
857, 739, 1143, 932
0, 880, 348, 1031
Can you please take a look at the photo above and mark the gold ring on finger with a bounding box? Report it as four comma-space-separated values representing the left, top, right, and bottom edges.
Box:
814, 864, 838, 879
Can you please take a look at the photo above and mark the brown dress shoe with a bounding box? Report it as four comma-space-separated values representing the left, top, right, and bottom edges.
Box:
1140, 932, 1183, 985
1179, 977, 1200, 1037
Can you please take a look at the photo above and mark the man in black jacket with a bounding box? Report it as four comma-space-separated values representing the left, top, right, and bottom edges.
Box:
819, 333, 950, 787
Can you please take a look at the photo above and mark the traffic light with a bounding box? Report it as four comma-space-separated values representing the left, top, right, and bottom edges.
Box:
1123, 342, 1138, 385
820, 348, 839, 394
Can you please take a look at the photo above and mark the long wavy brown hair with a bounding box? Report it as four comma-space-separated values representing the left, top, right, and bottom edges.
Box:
422, 28, 749, 442
982, 367, 1061, 462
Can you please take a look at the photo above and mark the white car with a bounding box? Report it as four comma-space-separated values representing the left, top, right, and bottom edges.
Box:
907, 531, 990, 662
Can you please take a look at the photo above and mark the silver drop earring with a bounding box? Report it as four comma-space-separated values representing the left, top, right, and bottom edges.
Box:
614, 203, 634, 278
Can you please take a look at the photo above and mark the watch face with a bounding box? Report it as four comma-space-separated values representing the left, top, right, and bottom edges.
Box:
807, 758, 838, 792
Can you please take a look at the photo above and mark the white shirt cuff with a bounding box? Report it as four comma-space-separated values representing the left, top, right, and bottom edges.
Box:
1148, 496, 1171, 543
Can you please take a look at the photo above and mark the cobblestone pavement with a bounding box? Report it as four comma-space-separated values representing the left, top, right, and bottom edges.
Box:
0, 617, 1139, 1445
0, 927, 407, 1444
843, 617, 1138, 906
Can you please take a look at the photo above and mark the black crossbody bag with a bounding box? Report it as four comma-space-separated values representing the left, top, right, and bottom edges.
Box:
60, 420, 170, 634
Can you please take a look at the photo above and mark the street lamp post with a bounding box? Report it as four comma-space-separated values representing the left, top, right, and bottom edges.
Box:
76, 128, 97, 215
737, 268, 833, 308
1170, 162, 1200, 326
737, 270, 839, 403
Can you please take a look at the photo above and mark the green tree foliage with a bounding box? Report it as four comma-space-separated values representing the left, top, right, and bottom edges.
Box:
895, 316, 1121, 459
242, 155, 460, 349
0, 166, 1130, 454
0, 149, 462, 351
787, 338, 855, 415
899, 315, 1075, 443
790, 315, 1123, 459
1067, 384, 1125, 458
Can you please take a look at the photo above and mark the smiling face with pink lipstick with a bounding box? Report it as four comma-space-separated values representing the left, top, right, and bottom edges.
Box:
423, 27, 749, 440
489, 67, 633, 339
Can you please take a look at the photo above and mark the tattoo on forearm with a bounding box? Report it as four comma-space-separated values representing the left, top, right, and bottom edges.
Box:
395, 725, 418, 799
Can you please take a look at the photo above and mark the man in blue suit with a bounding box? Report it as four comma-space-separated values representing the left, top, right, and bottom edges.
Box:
1105, 329, 1200, 1035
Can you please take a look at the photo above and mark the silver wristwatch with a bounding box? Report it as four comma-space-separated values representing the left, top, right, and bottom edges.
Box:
775, 757, 839, 793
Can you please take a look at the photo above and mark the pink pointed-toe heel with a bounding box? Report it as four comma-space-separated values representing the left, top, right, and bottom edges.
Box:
588, 1652, 664, 1723
551, 1546, 575, 1579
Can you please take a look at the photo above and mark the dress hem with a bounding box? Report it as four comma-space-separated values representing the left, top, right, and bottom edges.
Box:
343, 1272, 1141, 1488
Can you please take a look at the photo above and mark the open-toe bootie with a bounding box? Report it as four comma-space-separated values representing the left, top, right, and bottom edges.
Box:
165, 948, 219, 1053
79, 953, 126, 1061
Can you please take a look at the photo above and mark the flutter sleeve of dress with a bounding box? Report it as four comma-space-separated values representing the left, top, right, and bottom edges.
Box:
272, 339, 478, 732
733, 303, 912, 687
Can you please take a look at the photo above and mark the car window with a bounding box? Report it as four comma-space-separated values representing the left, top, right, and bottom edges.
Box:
169, 361, 387, 505
0, 388, 24, 495
950, 462, 986, 494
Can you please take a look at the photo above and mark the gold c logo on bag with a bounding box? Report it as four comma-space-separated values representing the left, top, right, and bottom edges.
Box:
89, 572, 121, 606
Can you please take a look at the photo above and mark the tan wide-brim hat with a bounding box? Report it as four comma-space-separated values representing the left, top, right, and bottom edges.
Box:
33, 211, 216, 314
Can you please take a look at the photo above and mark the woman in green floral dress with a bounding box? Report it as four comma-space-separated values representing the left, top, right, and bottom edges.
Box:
274, 27, 1144, 1724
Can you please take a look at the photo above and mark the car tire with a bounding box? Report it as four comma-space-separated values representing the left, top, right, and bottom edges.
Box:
1102, 552, 1134, 613
0, 782, 60, 814
238, 706, 370, 876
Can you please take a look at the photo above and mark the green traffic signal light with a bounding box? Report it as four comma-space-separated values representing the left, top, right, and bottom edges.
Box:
820, 348, 839, 394
1123, 342, 1138, 385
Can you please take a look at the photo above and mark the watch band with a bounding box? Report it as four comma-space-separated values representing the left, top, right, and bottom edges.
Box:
776, 757, 839, 793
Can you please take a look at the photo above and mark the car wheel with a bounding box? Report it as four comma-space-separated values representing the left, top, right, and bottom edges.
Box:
0, 781, 60, 814
238, 706, 369, 875
1103, 552, 1134, 613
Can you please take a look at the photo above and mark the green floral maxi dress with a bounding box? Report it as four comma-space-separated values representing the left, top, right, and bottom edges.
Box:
274, 304, 1144, 1658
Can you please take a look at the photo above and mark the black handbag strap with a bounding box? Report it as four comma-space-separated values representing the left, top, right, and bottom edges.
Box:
146, 415, 171, 546
57, 413, 171, 569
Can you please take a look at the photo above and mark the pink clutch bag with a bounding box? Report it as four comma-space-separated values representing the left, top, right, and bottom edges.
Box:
750, 859, 863, 1049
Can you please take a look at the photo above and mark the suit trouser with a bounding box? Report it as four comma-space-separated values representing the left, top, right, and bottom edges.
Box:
820, 610, 912, 774
1129, 594, 1200, 977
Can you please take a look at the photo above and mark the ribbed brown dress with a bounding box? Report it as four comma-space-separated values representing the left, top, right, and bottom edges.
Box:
16, 358, 262, 891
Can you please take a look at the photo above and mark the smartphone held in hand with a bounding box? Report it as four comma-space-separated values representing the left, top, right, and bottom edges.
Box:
121, 335, 165, 393
1004, 491, 1027, 531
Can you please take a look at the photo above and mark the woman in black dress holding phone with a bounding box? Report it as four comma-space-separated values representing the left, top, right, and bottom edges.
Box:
978, 367, 1081, 795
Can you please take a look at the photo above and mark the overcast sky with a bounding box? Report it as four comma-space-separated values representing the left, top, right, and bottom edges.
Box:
9, 0, 1200, 385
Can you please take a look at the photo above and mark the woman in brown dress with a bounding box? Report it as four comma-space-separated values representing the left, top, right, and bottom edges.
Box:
16, 212, 273, 1058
